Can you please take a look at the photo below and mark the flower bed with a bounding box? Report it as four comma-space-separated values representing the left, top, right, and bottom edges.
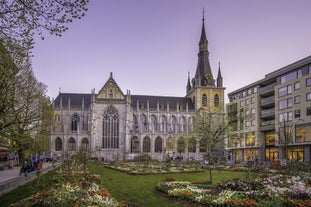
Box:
156, 174, 311, 206
104, 161, 205, 174
9, 158, 126, 207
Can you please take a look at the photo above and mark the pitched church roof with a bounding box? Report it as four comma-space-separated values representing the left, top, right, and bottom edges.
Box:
53, 93, 194, 111
131, 95, 194, 110
54, 93, 92, 108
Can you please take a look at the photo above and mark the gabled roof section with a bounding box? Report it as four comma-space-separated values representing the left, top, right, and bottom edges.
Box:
97, 72, 125, 100
130, 95, 195, 111
54, 93, 91, 109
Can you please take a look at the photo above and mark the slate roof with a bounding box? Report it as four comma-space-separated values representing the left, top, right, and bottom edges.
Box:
54, 93, 92, 108
130, 95, 195, 110
53, 93, 195, 111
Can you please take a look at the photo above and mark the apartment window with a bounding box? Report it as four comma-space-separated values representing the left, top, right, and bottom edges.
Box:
248, 89, 252, 95
254, 87, 258, 93
307, 107, 311, 116
279, 111, 293, 122
251, 119, 255, 126
278, 85, 292, 97
294, 110, 301, 118
245, 109, 250, 116
245, 121, 250, 127
243, 91, 247, 97
298, 69, 302, 78
280, 69, 302, 84
251, 108, 255, 115
251, 97, 255, 104
279, 98, 292, 110
240, 101, 244, 107
294, 96, 301, 104
245, 99, 250, 105
294, 82, 300, 90
309, 65, 311, 74
307, 78, 311, 87
307, 93, 311, 101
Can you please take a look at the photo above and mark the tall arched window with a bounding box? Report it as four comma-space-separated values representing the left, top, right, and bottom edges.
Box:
68, 138, 76, 151
171, 116, 177, 133
214, 94, 220, 107
103, 105, 119, 149
71, 114, 79, 132
202, 94, 207, 107
143, 136, 151, 153
81, 138, 89, 151
179, 116, 186, 133
151, 115, 158, 133
155, 137, 162, 153
161, 115, 167, 133
140, 114, 148, 133
55, 137, 62, 151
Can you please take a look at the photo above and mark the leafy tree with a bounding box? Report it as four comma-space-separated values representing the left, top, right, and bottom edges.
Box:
32, 96, 53, 153
0, 42, 19, 138
0, 0, 89, 54
191, 109, 228, 184
177, 137, 186, 156
7, 59, 52, 161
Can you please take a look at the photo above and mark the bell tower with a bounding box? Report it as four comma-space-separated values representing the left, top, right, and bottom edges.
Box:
186, 11, 225, 113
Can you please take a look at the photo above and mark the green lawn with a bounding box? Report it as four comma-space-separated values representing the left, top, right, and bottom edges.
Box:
88, 164, 245, 207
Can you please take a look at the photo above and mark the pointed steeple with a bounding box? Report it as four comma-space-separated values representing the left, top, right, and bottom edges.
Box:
217, 62, 223, 87
200, 9, 208, 44
195, 10, 215, 87
186, 71, 192, 93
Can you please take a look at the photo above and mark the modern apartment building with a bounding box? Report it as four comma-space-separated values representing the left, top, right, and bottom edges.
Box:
226, 56, 311, 163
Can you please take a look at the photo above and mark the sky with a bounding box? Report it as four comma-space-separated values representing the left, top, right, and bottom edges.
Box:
31, 0, 311, 103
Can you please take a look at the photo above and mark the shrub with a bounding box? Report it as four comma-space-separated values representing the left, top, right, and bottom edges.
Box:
133, 154, 151, 164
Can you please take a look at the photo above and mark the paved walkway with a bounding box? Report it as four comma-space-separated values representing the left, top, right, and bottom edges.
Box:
0, 162, 56, 196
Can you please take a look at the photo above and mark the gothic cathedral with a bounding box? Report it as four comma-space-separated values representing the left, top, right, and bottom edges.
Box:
50, 16, 225, 161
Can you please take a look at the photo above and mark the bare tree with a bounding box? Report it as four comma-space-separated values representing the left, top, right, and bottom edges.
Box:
275, 114, 294, 160
0, 0, 89, 55
191, 108, 228, 184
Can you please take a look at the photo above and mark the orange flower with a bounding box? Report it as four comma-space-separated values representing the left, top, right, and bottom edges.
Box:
97, 190, 111, 197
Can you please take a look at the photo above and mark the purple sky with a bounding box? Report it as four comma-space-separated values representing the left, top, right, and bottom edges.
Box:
32, 0, 311, 102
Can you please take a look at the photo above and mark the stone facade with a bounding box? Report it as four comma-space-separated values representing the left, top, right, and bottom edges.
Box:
50, 16, 225, 161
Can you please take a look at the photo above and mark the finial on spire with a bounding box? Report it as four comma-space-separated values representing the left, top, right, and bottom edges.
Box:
110, 72, 113, 78
218, 61, 221, 68
202, 8, 205, 22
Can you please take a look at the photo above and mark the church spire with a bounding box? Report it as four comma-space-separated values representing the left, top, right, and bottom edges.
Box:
217, 62, 223, 87
186, 71, 192, 93
200, 9, 207, 44
195, 10, 215, 87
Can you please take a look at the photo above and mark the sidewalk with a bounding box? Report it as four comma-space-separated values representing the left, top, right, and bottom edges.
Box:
0, 162, 55, 196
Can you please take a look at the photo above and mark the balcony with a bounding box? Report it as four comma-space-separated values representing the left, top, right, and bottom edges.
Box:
260, 120, 275, 131
260, 96, 275, 108
259, 83, 276, 96
260, 109, 275, 119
